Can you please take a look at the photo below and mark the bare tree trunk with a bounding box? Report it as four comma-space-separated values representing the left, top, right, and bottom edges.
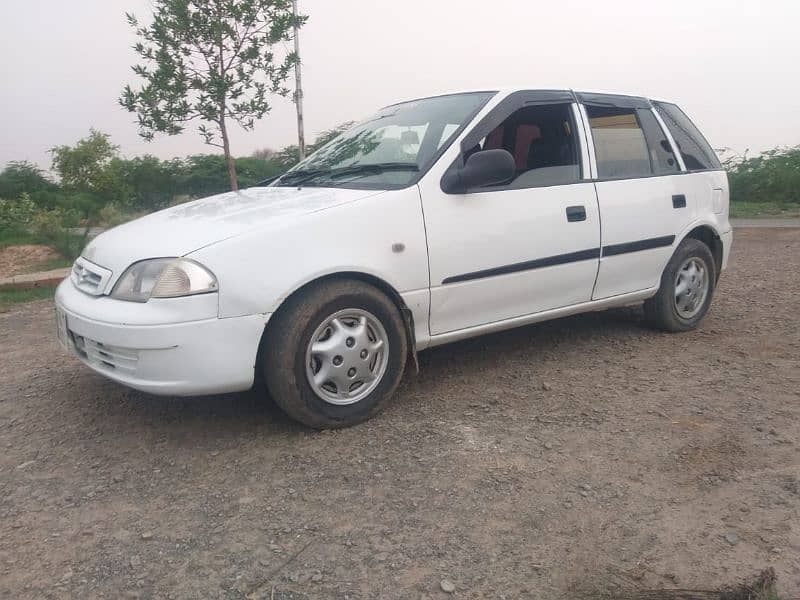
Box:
219, 114, 238, 191
292, 0, 305, 160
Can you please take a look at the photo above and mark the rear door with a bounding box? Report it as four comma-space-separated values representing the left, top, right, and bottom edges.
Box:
578, 93, 693, 299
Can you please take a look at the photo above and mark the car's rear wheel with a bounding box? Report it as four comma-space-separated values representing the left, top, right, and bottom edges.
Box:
262, 280, 408, 428
644, 238, 716, 332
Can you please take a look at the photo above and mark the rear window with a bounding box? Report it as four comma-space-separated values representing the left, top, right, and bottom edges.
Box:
653, 102, 721, 171
586, 105, 652, 179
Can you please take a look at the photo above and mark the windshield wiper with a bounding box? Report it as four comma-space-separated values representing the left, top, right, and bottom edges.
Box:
276, 168, 333, 186
276, 162, 419, 187
326, 162, 419, 179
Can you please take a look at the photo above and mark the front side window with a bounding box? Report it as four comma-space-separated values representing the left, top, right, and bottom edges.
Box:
586, 105, 652, 179
466, 103, 581, 189
275, 92, 494, 189
653, 102, 721, 171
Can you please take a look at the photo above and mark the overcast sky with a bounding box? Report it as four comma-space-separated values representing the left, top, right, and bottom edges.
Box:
1, 0, 798, 171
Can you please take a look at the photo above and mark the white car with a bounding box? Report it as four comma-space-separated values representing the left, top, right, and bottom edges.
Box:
55, 88, 732, 428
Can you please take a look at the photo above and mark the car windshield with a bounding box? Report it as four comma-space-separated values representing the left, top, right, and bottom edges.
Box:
274, 92, 495, 189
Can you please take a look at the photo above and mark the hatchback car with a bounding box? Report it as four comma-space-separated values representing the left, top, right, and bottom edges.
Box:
55, 88, 732, 427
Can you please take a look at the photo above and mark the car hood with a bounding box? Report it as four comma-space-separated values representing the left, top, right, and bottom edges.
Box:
81, 185, 384, 279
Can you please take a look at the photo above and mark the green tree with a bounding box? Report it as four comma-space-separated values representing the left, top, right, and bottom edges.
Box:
49, 130, 121, 248
105, 155, 181, 211
0, 161, 55, 198
50, 129, 119, 195
176, 153, 284, 197
120, 0, 306, 192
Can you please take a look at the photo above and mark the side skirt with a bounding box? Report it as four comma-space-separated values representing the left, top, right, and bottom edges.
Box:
422, 287, 658, 349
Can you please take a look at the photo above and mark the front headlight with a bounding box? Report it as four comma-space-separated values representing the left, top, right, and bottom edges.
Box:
111, 258, 218, 302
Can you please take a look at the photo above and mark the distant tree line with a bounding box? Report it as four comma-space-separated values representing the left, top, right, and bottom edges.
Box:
723, 146, 800, 207
0, 123, 351, 258
0, 123, 352, 213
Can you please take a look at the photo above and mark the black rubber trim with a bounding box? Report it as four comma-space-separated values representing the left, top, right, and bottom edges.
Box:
441, 248, 600, 285
440, 234, 677, 285
576, 92, 652, 109
602, 235, 675, 257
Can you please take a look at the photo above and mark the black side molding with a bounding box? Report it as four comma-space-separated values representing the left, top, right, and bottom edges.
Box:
442, 248, 600, 285
441, 235, 677, 285
602, 235, 676, 257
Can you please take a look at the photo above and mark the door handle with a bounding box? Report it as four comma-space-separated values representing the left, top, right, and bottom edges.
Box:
566, 205, 586, 222
672, 194, 687, 208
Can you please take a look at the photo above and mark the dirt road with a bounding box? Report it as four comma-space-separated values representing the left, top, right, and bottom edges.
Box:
1, 229, 799, 599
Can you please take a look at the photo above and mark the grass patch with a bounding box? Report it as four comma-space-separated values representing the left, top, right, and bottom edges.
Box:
21, 256, 73, 274
0, 226, 38, 249
0, 286, 54, 308
730, 201, 800, 218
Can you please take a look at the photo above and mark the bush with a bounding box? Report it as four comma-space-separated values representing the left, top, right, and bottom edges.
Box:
29, 207, 84, 260
725, 146, 800, 207
98, 203, 141, 228
0, 193, 37, 231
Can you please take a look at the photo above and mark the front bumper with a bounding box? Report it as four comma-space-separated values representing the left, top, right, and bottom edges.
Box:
55, 278, 270, 396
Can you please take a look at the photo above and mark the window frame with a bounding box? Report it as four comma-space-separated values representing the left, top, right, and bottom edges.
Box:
439, 90, 588, 194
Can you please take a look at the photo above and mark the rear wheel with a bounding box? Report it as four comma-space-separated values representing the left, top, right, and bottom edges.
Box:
644, 238, 716, 332
262, 280, 408, 428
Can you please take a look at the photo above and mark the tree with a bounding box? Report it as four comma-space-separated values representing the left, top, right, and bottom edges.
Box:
0, 161, 55, 198
49, 130, 121, 237
120, 0, 306, 191
50, 129, 119, 194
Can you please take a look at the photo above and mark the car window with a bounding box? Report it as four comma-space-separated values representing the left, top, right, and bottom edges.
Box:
586, 105, 652, 179
653, 101, 721, 171
637, 109, 680, 174
469, 103, 581, 189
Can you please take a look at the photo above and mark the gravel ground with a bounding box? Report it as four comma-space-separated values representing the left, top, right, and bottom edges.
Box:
1, 228, 799, 599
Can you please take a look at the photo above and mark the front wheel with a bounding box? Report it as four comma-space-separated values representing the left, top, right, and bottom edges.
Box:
644, 238, 716, 332
262, 280, 408, 428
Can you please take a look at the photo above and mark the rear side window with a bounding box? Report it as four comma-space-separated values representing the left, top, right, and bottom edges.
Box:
586, 105, 652, 179
636, 109, 680, 174
653, 102, 721, 171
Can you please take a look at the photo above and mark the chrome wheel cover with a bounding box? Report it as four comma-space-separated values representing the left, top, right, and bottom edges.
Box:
305, 309, 389, 405
674, 257, 709, 319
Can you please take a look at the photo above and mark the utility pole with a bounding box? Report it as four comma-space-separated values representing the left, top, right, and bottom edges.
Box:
292, 0, 305, 160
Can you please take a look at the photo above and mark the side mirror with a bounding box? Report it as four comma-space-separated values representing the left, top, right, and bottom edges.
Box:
441, 149, 516, 194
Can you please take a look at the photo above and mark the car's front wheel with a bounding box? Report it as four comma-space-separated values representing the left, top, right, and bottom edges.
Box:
644, 237, 716, 332
262, 280, 408, 428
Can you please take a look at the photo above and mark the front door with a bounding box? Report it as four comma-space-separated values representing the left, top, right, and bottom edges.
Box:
418, 92, 602, 335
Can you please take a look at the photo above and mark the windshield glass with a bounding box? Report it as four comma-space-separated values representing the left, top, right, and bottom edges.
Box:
275, 92, 494, 189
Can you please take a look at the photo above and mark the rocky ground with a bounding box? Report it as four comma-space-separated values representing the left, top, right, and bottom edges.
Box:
0, 228, 798, 599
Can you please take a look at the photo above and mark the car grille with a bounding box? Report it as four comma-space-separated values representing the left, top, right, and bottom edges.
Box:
71, 334, 139, 375
71, 257, 113, 296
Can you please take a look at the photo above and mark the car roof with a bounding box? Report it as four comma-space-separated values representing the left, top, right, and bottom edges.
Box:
391, 86, 669, 106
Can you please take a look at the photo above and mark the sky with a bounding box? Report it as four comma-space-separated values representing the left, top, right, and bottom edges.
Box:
1, 0, 798, 172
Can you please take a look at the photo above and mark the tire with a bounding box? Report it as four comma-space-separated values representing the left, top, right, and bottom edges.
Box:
644, 238, 716, 332
262, 280, 408, 428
